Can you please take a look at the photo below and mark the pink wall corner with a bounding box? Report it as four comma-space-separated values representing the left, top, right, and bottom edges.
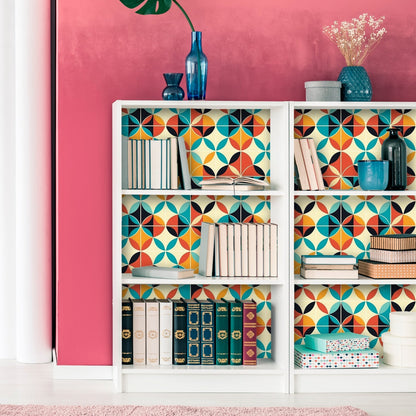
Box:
56, 0, 416, 365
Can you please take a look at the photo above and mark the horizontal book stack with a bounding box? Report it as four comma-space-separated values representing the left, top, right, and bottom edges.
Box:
300, 255, 358, 279
293, 137, 325, 191
199, 222, 278, 278
295, 332, 379, 369
126, 136, 191, 190
121, 298, 258, 366
358, 234, 416, 279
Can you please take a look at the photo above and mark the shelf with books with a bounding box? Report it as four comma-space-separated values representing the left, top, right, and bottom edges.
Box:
290, 102, 416, 394
113, 101, 291, 393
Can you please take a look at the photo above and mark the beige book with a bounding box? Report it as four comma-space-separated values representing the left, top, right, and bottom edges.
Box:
240, 223, 249, 276
256, 223, 264, 277
263, 223, 270, 277
217, 223, 228, 277
270, 223, 278, 277
307, 137, 325, 190
132, 299, 146, 365
145, 299, 159, 366
247, 223, 257, 277
303, 264, 356, 270
158, 299, 172, 366
299, 138, 318, 190
300, 267, 359, 279
234, 223, 242, 277
293, 139, 310, 190
127, 139, 133, 189
227, 224, 235, 277
170, 137, 178, 190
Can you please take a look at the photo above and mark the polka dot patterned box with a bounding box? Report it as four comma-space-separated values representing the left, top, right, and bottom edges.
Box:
304, 332, 370, 353
295, 344, 379, 369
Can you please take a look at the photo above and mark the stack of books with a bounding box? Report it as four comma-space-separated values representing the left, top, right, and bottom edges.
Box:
295, 332, 379, 369
300, 254, 358, 279
358, 234, 416, 279
293, 137, 325, 191
122, 298, 257, 366
199, 222, 278, 278
126, 136, 191, 190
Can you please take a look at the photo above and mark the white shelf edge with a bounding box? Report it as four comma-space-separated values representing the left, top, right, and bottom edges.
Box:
291, 101, 416, 110
121, 274, 282, 285
121, 189, 285, 197
294, 275, 416, 285
294, 190, 416, 197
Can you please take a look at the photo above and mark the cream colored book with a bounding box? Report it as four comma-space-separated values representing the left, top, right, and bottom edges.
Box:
217, 223, 228, 277
132, 299, 146, 365
227, 223, 235, 277
240, 223, 249, 276
158, 299, 172, 366
145, 299, 159, 366
256, 223, 264, 277
234, 223, 242, 277
307, 137, 325, 190
270, 223, 278, 277
293, 138, 310, 190
263, 223, 270, 277
247, 223, 257, 277
299, 138, 318, 190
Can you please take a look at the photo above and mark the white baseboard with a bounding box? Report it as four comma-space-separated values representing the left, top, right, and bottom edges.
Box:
52, 349, 112, 380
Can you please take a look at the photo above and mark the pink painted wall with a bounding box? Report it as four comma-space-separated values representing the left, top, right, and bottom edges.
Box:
56, 0, 416, 364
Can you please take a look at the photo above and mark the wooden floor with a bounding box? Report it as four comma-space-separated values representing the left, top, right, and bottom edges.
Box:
1, 360, 415, 415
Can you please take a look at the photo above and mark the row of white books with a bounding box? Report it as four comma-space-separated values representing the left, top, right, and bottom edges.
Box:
294, 137, 325, 191
199, 222, 278, 277
126, 136, 191, 190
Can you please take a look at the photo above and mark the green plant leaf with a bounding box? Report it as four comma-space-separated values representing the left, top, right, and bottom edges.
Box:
120, 0, 172, 15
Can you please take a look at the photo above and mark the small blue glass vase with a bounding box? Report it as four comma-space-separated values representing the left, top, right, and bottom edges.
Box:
185, 31, 207, 100
162, 73, 185, 100
338, 66, 372, 101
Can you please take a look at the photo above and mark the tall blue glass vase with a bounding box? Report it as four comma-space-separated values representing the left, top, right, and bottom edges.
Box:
185, 31, 207, 100
338, 66, 372, 101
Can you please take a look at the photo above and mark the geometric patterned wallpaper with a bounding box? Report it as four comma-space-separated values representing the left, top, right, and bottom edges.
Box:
294, 108, 416, 353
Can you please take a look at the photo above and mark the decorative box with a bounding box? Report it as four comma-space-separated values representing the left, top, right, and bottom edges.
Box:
389, 312, 416, 338
382, 332, 416, 367
304, 333, 370, 353
294, 344, 379, 369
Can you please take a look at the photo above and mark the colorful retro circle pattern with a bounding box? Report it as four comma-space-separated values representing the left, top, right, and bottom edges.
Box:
294, 109, 416, 190
123, 284, 272, 358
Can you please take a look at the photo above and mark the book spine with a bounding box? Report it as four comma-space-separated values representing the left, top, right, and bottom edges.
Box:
293, 138, 310, 190
199, 222, 213, 277
172, 300, 187, 365
241, 223, 249, 276
150, 140, 162, 190
247, 223, 257, 277
214, 302, 229, 365
170, 137, 178, 190
127, 139, 133, 189
299, 138, 318, 190
144, 139, 151, 189
217, 223, 228, 277
121, 299, 133, 365
132, 139, 137, 189
178, 136, 191, 190
159, 300, 173, 366
227, 223, 235, 277
242, 300, 257, 365
200, 301, 215, 365
370, 248, 416, 263
229, 301, 243, 365
256, 223, 264, 277
234, 223, 242, 277
145, 300, 159, 366
370, 235, 416, 251
307, 137, 325, 190
263, 223, 270, 277
132, 299, 146, 365
186, 300, 201, 365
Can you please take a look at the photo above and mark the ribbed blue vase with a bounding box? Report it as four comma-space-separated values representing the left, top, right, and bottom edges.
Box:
185, 31, 207, 100
338, 66, 372, 101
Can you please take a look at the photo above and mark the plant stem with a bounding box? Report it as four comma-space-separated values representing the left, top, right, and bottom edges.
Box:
172, 0, 195, 31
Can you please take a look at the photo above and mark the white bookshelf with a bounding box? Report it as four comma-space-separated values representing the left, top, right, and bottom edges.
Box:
112, 101, 291, 393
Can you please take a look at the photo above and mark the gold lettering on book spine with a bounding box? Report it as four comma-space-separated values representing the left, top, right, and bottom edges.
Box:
218, 358, 228, 364
175, 358, 186, 364
175, 330, 185, 340
122, 329, 131, 339
232, 330, 241, 340
217, 330, 228, 340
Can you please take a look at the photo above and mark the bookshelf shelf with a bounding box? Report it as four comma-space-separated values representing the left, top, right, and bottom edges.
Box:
294, 275, 416, 285
294, 190, 416, 197
113, 101, 291, 393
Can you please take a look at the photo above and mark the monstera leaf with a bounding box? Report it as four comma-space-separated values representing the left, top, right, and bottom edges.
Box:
120, 0, 195, 30
120, 0, 172, 15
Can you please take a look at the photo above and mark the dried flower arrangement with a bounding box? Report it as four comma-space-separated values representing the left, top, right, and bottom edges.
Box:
323, 14, 387, 66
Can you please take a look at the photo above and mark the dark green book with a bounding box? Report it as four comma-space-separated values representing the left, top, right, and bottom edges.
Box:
197, 299, 215, 365
172, 299, 187, 365
209, 299, 229, 365
121, 299, 133, 365
182, 298, 200, 365
223, 298, 243, 365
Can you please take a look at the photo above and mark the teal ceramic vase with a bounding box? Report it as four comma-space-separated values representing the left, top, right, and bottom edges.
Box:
338, 66, 372, 101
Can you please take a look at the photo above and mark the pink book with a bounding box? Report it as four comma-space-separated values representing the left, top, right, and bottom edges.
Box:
240, 299, 257, 365
299, 138, 318, 190
145, 299, 159, 366
293, 139, 310, 190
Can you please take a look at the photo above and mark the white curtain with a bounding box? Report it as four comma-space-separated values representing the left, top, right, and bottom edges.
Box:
0, 0, 52, 363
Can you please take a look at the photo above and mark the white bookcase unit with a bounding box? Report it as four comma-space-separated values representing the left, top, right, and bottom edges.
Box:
112, 101, 291, 393
290, 101, 416, 393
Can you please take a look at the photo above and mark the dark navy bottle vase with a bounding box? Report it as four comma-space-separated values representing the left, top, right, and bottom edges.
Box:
338, 66, 372, 101
381, 127, 407, 190
185, 31, 207, 100
162, 73, 185, 100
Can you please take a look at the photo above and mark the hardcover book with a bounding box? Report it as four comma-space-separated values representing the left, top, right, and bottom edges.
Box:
358, 259, 416, 279
300, 267, 359, 279
227, 223, 235, 277
233, 223, 242, 277
224, 299, 243, 365
301, 255, 357, 265
122, 299, 133, 365
182, 298, 201, 365
240, 223, 249, 276
177, 136, 191, 190
370, 234, 416, 251
370, 248, 416, 263
199, 222, 216, 277
217, 223, 228, 277
239, 299, 257, 365
132, 266, 195, 279
270, 223, 278, 277
299, 138, 318, 190
304, 333, 370, 353
209, 299, 229, 365
158, 299, 173, 366
293, 138, 310, 190
172, 299, 187, 365
294, 344, 379, 369
256, 223, 264, 277
307, 137, 325, 190
247, 223, 257, 277
197, 299, 215, 365
170, 136, 178, 190
132, 299, 145, 365
145, 299, 159, 366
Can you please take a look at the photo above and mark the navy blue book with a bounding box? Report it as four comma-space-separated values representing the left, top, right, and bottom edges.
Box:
197, 299, 215, 365
172, 299, 187, 365
182, 298, 200, 365
121, 299, 133, 365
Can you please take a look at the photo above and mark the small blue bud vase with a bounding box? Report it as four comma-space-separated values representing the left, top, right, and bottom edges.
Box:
338, 66, 372, 101
162, 73, 185, 101
185, 31, 207, 100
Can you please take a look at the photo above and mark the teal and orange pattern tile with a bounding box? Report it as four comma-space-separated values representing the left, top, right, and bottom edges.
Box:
294, 108, 416, 190
121, 108, 271, 184
122, 284, 272, 358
